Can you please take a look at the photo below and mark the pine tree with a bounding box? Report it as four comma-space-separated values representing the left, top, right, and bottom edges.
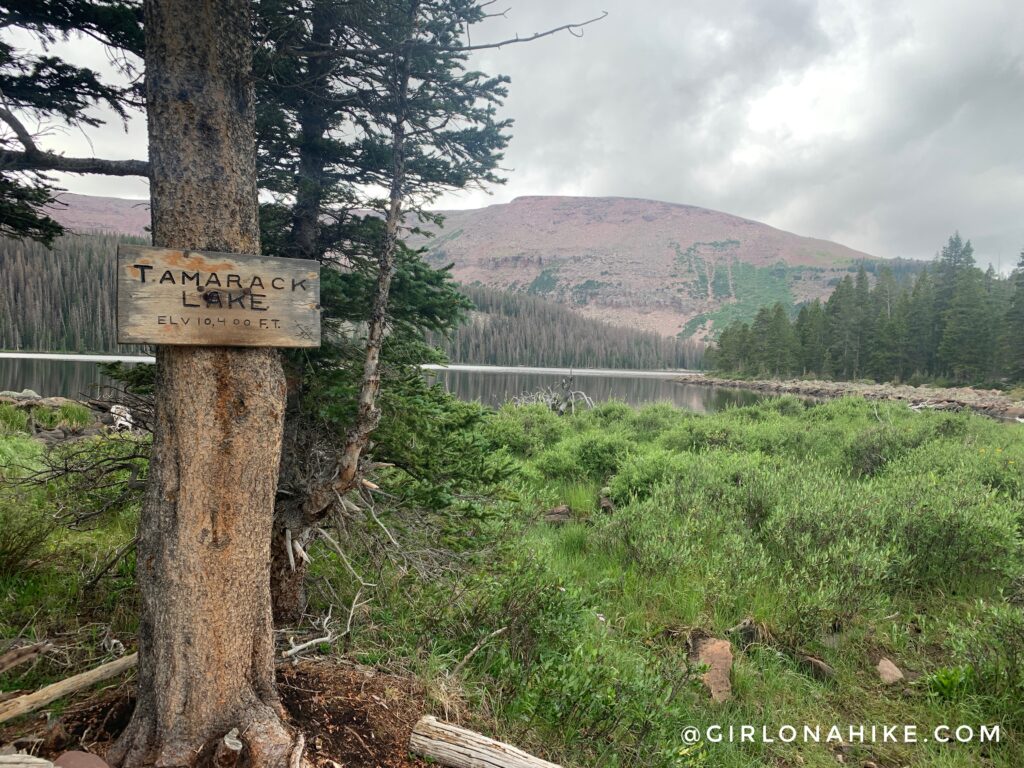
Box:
938, 267, 989, 383
795, 300, 827, 376
934, 231, 975, 339
826, 275, 858, 379
0, 0, 146, 243
1002, 251, 1024, 382
853, 265, 873, 378
906, 268, 937, 376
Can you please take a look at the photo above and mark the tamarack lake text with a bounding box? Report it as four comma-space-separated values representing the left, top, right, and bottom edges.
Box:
116, 244, 321, 347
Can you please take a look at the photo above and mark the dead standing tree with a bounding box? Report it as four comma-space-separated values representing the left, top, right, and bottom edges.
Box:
108, 0, 296, 765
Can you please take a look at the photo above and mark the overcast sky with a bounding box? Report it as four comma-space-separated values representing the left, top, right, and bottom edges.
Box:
26, 0, 1024, 270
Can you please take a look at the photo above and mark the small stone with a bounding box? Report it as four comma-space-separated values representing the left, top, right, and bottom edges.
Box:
876, 657, 904, 685
54, 753, 109, 768
694, 637, 733, 703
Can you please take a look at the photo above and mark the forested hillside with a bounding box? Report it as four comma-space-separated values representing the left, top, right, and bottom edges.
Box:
0, 232, 145, 353
431, 284, 704, 369
2, 234, 703, 369
52, 193, 896, 340
711, 233, 1024, 385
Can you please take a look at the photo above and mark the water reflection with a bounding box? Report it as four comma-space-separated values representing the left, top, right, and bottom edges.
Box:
2, 359, 762, 414
0, 358, 116, 398
429, 369, 761, 413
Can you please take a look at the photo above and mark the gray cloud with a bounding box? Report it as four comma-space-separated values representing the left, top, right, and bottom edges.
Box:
34, 0, 1024, 270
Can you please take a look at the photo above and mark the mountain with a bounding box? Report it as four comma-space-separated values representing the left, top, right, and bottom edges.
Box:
48, 193, 151, 237
410, 196, 905, 339
48, 193, 913, 339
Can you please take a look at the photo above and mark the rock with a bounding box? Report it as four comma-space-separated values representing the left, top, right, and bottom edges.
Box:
35, 429, 65, 446
693, 637, 733, 703
0, 389, 41, 400
876, 657, 904, 685
799, 654, 836, 681
54, 753, 109, 768
38, 397, 77, 409
543, 505, 572, 526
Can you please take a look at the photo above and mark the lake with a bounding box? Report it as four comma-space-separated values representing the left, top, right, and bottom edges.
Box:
0, 357, 761, 413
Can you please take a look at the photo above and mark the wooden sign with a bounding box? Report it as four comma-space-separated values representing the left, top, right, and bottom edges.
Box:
116, 245, 320, 347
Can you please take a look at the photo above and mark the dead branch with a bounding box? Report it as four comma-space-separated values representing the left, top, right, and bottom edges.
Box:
0, 653, 137, 724
410, 716, 562, 768
454, 11, 607, 52
451, 627, 506, 677
0, 102, 148, 177
0, 642, 52, 676
84, 537, 138, 590
288, 733, 305, 768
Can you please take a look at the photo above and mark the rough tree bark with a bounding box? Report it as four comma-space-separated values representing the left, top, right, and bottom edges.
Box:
269, 1, 335, 626
108, 1, 294, 766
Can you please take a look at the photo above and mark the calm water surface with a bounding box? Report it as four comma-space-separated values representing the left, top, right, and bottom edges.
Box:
428, 368, 761, 412
0, 358, 761, 413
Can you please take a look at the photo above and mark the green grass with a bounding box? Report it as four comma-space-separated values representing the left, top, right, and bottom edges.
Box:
3, 396, 1023, 767
0, 427, 139, 694
337, 397, 1024, 767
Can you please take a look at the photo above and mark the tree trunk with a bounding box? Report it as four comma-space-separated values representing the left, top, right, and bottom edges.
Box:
109, 2, 293, 766
270, 3, 332, 625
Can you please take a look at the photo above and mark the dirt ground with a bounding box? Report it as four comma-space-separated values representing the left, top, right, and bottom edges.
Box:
1, 661, 429, 768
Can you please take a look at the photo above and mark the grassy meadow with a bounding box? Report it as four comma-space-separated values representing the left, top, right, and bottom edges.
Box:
2, 396, 1023, 767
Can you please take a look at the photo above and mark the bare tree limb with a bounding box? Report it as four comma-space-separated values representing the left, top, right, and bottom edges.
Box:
0, 105, 38, 152
454, 11, 607, 51
0, 149, 149, 177
0, 104, 149, 177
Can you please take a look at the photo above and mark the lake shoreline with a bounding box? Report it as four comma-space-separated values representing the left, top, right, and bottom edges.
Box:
686, 375, 1024, 421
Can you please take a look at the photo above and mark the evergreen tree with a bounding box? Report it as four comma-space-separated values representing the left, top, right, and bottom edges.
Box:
795, 300, 827, 375
938, 267, 989, 383
0, 0, 145, 243
934, 231, 975, 338
853, 265, 873, 378
826, 275, 858, 379
905, 268, 937, 376
1002, 251, 1024, 382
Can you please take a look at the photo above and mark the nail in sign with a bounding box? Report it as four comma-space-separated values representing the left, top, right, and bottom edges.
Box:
116, 244, 321, 347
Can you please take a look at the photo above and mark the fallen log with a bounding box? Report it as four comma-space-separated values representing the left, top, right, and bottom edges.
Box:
0, 642, 52, 676
0, 653, 137, 725
0, 756, 54, 768
409, 716, 562, 768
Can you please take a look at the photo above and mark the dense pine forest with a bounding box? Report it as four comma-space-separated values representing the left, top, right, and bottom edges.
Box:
0, 232, 146, 353
710, 233, 1024, 385
431, 284, 705, 369
1, 234, 704, 369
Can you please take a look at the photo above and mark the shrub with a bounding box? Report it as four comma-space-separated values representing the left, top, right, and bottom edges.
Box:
0, 491, 53, 577
882, 477, 1022, 592
946, 603, 1024, 727
629, 402, 686, 438
483, 404, 566, 457
570, 431, 631, 480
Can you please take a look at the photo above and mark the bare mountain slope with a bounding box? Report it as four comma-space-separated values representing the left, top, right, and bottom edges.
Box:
48, 193, 151, 237
410, 196, 884, 338
49, 193, 898, 339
